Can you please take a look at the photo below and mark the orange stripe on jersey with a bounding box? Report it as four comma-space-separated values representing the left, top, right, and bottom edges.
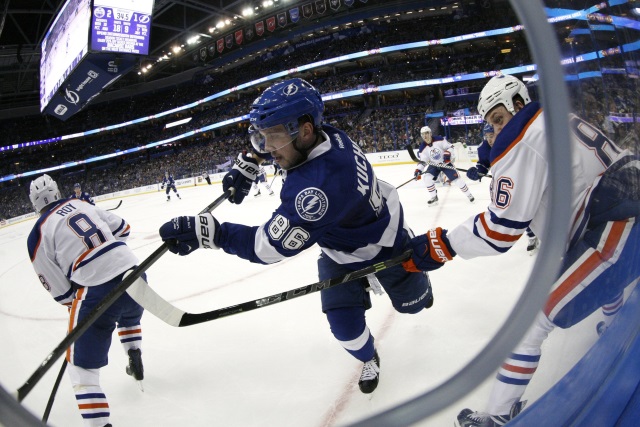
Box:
502, 363, 537, 375
492, 108, 543, 167
78, 403, 109, 409
120, 224, 131, 236
118, 328, 142, 336
67, 287, 85, 362
544, 220, 627, 316
479, 214, 522, 243
73, 248, 96, 272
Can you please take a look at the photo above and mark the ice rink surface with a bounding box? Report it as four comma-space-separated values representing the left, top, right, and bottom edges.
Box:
0, 163, 602, 426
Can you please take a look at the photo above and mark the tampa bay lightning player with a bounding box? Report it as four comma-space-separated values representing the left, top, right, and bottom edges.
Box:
158, 78, 433, 394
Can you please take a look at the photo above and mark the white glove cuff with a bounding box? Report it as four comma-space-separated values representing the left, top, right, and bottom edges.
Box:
195, 213, 219, 250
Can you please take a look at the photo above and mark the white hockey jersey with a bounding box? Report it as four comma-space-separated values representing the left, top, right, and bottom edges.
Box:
27, 199, 138, 306
447, 102, 628, 258
416, 138, 455, 172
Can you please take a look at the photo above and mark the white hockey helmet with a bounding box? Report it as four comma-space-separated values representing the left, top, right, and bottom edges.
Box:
420, 126, 432, 135
29, 174, 62, 213
477, 74, 531, 119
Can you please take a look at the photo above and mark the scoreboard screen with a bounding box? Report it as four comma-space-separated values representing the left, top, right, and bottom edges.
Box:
90, 0, 154, 55
40, 0, 92, 111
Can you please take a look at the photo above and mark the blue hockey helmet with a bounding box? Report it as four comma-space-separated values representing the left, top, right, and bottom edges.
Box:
73, 182, 81, 189
249, 78, 324, 154
482, 122, 494, 136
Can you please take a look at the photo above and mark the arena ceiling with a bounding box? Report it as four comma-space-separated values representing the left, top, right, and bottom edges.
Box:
0, 0, 293, 111
0, 0, 488, 113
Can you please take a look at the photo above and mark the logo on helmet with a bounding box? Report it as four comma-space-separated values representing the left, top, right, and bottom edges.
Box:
283, 83, 299, 97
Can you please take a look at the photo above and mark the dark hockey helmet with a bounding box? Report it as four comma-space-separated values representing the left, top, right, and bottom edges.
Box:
249, 78, 324, 155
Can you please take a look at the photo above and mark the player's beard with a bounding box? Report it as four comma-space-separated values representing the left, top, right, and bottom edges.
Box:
279, 133, 318, 171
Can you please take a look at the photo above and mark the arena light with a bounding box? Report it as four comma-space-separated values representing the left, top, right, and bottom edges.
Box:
164, 117, 193, 129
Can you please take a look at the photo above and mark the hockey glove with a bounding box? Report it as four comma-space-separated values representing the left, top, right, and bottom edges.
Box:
443, 151, 452, 163
466, 167, 481, 181
466, 163, 489, 182
402, 227, 456, 272
223, 153, 260, 204
414, 169, 422, 180
159, 213, 220, 256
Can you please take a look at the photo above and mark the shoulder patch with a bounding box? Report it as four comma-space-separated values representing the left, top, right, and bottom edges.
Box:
295, 187, 329, 222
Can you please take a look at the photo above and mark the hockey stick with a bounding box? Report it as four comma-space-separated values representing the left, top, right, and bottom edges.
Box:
405, 144, 492, 177
106, 200, 123, 211
395, 173, 424, 189
126, 249, 413, 327
41, 359, 66, 423
16, 189, 232, 402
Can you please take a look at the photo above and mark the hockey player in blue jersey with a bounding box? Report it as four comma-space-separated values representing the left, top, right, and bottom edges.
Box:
159, 78, 433, 394
28, 174, 146, 427
69, 182, 95, 205
161, 171, 181, 201
402, 75, 640, 426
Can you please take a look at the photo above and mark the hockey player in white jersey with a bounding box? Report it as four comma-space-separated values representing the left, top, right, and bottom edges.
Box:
159, 78, 434, 394
27, 174, 147, 427
251, 164, 274, 197
402, 75, 640, 426
467, 122, 539, 254
413, 126, 474, 205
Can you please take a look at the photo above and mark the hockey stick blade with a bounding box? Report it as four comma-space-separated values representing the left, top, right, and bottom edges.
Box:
106, 200, 123, 211
128, 249, 412, 327
16, 189, 232, 402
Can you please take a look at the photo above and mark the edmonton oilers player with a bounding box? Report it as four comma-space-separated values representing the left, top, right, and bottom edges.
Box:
467, 123, 539, 254
27, 174, 146, 427
413, 126, 475, 205
159, 78, 433, 393
402, 75, 640, 426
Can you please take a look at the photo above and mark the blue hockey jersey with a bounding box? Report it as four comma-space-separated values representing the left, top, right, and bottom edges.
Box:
217, 124, 410, 269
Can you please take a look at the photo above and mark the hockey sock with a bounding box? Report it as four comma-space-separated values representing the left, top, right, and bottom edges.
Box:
326, 307, 375, 362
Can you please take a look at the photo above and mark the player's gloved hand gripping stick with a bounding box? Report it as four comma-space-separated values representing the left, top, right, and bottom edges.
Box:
15, 189, 233, 403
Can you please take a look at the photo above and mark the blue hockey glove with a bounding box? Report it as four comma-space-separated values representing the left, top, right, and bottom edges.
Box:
466, 167, 481, 181
402, 227, 456, 272
476, 163, 489, 176
159, 213, 220, 256
223, 153, 260, 204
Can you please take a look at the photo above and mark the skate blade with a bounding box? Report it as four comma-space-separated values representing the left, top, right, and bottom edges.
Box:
136, 380, 144, 392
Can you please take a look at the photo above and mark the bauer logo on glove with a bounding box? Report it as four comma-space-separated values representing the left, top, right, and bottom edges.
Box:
402, 227, 456, 272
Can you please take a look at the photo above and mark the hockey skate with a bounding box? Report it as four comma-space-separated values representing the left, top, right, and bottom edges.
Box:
254, 190, 261, 197
358, 351, 380, 394
596, 321, 607, 337
427, 195, 439, 206
126, 348, 144, 381
468, 195, 475, 203
527, 237, 539, 255
456, 400, 526, 427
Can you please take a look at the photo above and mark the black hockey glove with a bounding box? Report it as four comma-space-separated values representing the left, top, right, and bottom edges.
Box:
159, 213, 220, 256
223, 153, 260, 204
402, 227, 456, 272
